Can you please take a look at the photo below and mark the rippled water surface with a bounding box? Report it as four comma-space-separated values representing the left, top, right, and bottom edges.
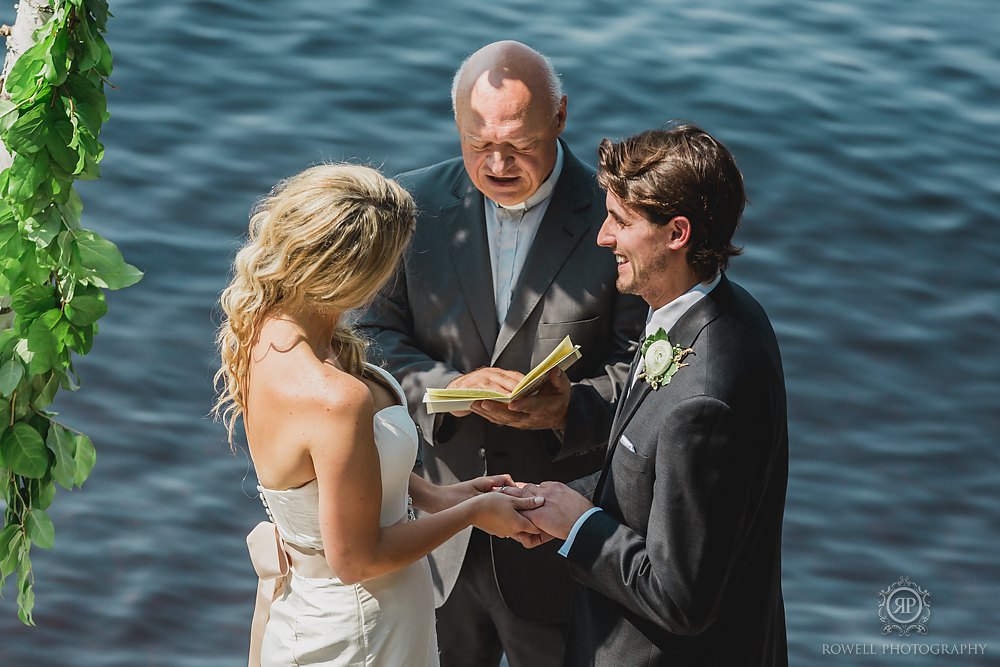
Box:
1, 1, 998, 665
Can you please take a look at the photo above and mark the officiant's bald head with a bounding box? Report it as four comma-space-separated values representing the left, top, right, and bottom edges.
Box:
450, 41, 568, 206
451, 41, 563, 117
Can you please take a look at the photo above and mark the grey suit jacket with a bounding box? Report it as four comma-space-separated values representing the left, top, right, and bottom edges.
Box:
564, 275, 789, 666
358, 143, 646, 623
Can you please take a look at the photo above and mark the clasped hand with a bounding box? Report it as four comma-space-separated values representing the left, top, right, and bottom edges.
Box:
444, 474, 545, 540
497, 481, 595, 549
452, 475, 593, 548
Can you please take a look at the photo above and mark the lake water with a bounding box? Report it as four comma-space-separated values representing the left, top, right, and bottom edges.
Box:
1, 1, 998, 665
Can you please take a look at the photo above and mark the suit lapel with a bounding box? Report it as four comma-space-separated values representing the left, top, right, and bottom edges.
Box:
601, 349, 643, 469
491, 147, 592, 365
596, 275, 734, 499
445, 172, 498, 357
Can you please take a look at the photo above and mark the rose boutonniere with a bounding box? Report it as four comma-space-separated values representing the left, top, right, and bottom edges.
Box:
638, 327, 693, 390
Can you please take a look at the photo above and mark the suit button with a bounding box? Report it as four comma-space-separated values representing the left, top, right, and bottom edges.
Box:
478, 448, 486, 459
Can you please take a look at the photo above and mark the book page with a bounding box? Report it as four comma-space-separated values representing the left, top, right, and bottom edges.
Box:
422, 336, 581, 414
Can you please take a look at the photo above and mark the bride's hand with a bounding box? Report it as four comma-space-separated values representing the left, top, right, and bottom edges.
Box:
471, 492, 545, 539
434, 474, 515, 512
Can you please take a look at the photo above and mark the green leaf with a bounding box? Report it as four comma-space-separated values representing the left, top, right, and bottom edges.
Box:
0, 99, 19, 132
76, 230, 143, 289
4, 103, 48, 155
75, 12, 101, 72
46, 119, 81, 174
42, 29, 70, 85
0, 524, 21, 578
16, 550, 35, 625
12, 245, 53, 289
5, 423, 49, 479
36, 308, 64, 331
73, 433, 95, 486
24, 208, 63, 247
65, 292, 107, 326
0, 329, 19, 356
4, 51, 45, 103
0, 360, 24, 396
65, 322, 94, 355
87, 0, 111, 28
8, 152, 50, 211
0, 395, 11, 440
31, 477, 56, 510
11, 285, 57, 319
25, 508, 54, 549
95, 31, 113, 78
63, 75, 106, 133
59, 361, 81, 391
10, 378, 33, 420
46, 423, 77, 490
30, 371, 60, 411
27, 318, 61, 375
0, 220, 24, 256
57, 230, 77, 268
56, 189, 83, 230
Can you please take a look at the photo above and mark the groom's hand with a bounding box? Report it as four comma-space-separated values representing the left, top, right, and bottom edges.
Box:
472, 368, 570, 430
502, 481, 592, 540
512, 530, 555, 549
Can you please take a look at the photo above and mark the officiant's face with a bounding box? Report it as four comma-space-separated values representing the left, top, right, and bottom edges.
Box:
598, 191, 674, 305
456, 73, 566, 206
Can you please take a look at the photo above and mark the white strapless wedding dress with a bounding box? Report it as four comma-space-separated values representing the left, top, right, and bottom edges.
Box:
256, 364, 439, 666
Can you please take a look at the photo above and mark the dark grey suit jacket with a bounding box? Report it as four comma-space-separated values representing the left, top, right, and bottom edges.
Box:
358, 143, 646, 623
564, 275, 789, 666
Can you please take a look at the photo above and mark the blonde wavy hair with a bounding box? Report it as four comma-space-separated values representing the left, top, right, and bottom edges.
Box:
213, 163, 415, 444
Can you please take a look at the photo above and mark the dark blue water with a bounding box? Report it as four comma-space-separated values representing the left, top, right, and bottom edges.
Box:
2, 1, 997, 665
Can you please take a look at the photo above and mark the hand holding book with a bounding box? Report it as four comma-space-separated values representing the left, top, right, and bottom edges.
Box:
423, 336, 582, 415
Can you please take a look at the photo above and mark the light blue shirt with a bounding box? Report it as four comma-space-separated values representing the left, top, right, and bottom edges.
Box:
559, 273, 721, 558
557, 506, 603, 557
485, 141, 564, 323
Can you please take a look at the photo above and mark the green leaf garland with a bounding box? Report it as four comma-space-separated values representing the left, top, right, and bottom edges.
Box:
0, 0, 139, 624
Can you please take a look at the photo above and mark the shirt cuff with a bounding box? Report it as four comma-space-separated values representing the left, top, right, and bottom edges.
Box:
557, 507, 603, 557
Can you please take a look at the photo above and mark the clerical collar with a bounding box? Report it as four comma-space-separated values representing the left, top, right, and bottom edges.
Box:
491, 141, 564, 212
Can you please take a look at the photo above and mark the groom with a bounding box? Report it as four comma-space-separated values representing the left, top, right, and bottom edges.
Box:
512, 124, 789, 666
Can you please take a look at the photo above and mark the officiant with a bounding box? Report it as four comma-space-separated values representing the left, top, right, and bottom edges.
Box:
358, 40, 644, 667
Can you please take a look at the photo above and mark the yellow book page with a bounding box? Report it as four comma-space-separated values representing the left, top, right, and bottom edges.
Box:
424, 388, 508, 400
421, 336, 582, 414
509, 336, 577, 397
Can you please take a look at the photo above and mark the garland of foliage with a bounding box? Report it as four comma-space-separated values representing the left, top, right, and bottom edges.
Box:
0, 0, 139, 624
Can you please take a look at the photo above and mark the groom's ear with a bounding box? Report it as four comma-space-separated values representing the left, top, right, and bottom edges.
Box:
665, 216, 691, 250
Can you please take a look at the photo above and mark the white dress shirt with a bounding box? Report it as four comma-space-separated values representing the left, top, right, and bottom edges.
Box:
631, 272, 722, 387
485, 141, 564, 324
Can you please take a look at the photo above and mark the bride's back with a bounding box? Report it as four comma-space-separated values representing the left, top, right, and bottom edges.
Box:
245, 318, 351, 490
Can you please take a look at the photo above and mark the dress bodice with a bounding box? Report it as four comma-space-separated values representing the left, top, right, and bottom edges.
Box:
258, 363, 418, 550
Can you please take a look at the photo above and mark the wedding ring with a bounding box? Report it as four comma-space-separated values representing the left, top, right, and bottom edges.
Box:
499, 485, 507, 491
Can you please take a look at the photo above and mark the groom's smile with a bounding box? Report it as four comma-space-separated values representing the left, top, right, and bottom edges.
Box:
597, 191, 678, 307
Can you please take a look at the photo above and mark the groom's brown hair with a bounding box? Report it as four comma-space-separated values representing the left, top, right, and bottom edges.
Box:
597, 122, 746, 283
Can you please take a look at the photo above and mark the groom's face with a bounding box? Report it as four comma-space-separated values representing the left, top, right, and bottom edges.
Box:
456, 73, 566, 206
597, 192, 674, 306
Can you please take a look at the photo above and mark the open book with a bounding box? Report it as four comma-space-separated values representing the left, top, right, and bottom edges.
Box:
422, 336, 582, 415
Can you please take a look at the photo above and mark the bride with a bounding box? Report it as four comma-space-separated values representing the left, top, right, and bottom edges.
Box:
214, 164, 543, 666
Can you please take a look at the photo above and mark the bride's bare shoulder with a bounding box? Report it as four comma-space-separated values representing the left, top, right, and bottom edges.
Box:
250, 319, 370, 415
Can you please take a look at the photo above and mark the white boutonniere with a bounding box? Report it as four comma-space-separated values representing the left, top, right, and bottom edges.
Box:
638, 327, 693, 390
